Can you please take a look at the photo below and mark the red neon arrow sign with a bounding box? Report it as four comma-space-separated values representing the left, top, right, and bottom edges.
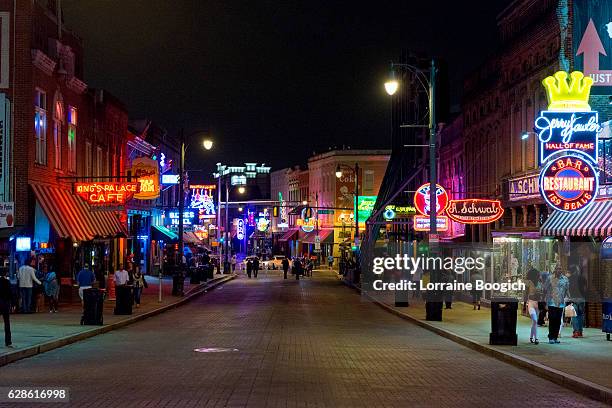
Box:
577, 18, 612, 85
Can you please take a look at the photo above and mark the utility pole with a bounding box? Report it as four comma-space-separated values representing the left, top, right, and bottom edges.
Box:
354, 162, 359, 245
224, 178, 230, 273
178, 128, 185, 268
216, 170, 222, 273
429, 59, 437, 237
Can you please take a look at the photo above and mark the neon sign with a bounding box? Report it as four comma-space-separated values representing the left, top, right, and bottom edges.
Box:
535, 111, 600, 164
256, 209, 270, 232
413, 215, 448, 232
190, 185, 216, 216
297, 207, 319, 232
383, 205, 416, 220
357, 196, 377, 223
165, 210, 196, 226
539, 155, 598, 212
413, 183, 448, 216
132, 157, 160, 200
236, 219, 245, 240
74, 182, 139, 205
446, 199, 504, 224
162, 174, 179, 184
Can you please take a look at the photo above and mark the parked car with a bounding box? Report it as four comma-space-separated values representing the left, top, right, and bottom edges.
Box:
267, 255, 287, 270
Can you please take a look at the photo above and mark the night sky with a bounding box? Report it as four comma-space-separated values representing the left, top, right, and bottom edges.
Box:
62, 0, 510, 179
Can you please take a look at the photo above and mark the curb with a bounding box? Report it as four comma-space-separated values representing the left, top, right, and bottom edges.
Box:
344, 280, 612, 405
0, 274, 236, 368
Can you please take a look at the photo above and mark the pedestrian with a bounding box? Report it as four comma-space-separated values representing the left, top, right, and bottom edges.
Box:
132, 266, 145, 308
470, 272, 482, 310
231, 254, 237, 272
114, 264, 130, 287
307, 259, 314, 277
293, 258, 302, 281
17, 258, 41, 313
568, 264, 586, 338
43, 268, 59, 313
282, 257, 290, 279
0, 267, 12, 347
76, 263, 96, 303
327, 254, 334, 270
543, 265, 570, 344
253, 257, 260, 278
246, 259, 253, 278
525, 267, 542, 344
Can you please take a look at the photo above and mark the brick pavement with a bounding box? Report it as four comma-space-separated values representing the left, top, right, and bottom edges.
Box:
0, 270, 604, 407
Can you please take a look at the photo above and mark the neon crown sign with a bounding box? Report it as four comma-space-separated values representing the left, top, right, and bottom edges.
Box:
542, 71, 593, 111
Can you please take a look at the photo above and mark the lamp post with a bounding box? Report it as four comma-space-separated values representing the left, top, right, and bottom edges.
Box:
178, 129, 214, 270
384, 59, 437, 237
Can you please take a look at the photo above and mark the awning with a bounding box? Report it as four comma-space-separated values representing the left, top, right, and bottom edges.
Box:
152, 225, 178, 241
278, 227, 299, 242
31, 183, 127, 242
300, 229, 334, 244
183, 231, 200, 244
540, 200, 612, 237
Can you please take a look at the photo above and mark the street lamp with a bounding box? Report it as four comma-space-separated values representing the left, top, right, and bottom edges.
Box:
335, 163, 360, 246
384, 60, 437, 237
178, 129, 214, 270
238, 186, 246, 194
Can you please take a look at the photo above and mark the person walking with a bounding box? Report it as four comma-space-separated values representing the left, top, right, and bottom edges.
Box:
544, 266, 570, 344
43, 268, 59, 313
525, 267, 542, 344
282, 257, 290, 280
17, 258, 41, 313
293, 258, 302, 281
246, 259, 253, 278
114, 264, 130, 287
537, 271, 549, 327
231, 255, 237, 273
0, 267, 12, 347
132, 267, 145, 308
76, 263, 96, 303
253, 257, 260, 278
568, 265, 586, 338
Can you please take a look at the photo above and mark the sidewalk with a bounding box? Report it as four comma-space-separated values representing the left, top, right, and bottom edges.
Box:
0, 273, 235, 366
355, 286, 612, 404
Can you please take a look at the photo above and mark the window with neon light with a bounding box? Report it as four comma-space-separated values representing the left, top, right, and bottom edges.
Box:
34, 89, 47, 165
67, 106, 77, 172
53, 93, 64, 170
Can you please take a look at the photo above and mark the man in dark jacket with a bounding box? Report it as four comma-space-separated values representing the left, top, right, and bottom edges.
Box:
246, 259, 253, 278
293, 259, 302, 281
253, 257, 260, 278
282, 258, 290, 280
0, 267, 12, 347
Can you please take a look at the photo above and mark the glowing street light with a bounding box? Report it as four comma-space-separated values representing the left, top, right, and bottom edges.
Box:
384, 79, 399, 96
335, 165, 343, 178
203, 139, 214, 150
238, 186, 246, 194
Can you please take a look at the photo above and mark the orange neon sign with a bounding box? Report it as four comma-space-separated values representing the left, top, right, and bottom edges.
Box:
74, 182, 139, 205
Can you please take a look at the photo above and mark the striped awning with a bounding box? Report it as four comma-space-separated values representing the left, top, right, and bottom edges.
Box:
31, 183, 127, 242
183, 231, 200, 244
540, 200, 612, 237
278, 227, 299, 242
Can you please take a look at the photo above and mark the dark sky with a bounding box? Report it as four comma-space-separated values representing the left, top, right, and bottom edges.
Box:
62, 0, 510, 179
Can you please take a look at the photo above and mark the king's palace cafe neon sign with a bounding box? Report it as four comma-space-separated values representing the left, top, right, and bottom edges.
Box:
74, 182, 139, 205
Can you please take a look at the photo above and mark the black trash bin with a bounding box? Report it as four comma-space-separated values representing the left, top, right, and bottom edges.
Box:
489, 297, 518, 345
602, 298, 612, 341
172, 272, 184, 296
114, 285, 133, 315
189, 267, 201, 284
81, 288, 104, 325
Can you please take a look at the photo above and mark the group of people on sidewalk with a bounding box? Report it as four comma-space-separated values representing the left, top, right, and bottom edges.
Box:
524, 264, 586, 345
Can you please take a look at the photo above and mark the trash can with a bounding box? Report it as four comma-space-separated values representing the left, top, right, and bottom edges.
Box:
489, 297, 518, 345
189, 267, 201, 284
425, 300, 443, 321
114, 285, 133, 315
602, 298, 612, 341
172, 272, 184, 296
81, 288, 104, 325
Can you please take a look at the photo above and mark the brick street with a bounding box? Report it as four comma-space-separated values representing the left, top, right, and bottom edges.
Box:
0, 270, 604, 407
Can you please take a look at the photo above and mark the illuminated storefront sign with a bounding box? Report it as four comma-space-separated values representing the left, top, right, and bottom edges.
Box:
537, 71, 600, 213
539, 155, 598, 212
161, 174, 179, 184
74, 182, 139, 205
297, 207, 320, 232
278, 192, 288, 228
190, 184, 216, 216
236, 219, 245, 240
413, 215, 448, 232
508, 174, 540, 201
535, 111, 600, 164
446, 199, 504, 224
383, 205, 416, 220
164, 210, 196, 226
413, 183, 448, 216
256, 209, 270, 232
132, 157, 160, 200
357, 196, 377, 223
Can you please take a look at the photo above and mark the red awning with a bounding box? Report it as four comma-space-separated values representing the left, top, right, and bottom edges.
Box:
31, 183, 127, 242
300, 228, 334, 244
278, 227, 299, 242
